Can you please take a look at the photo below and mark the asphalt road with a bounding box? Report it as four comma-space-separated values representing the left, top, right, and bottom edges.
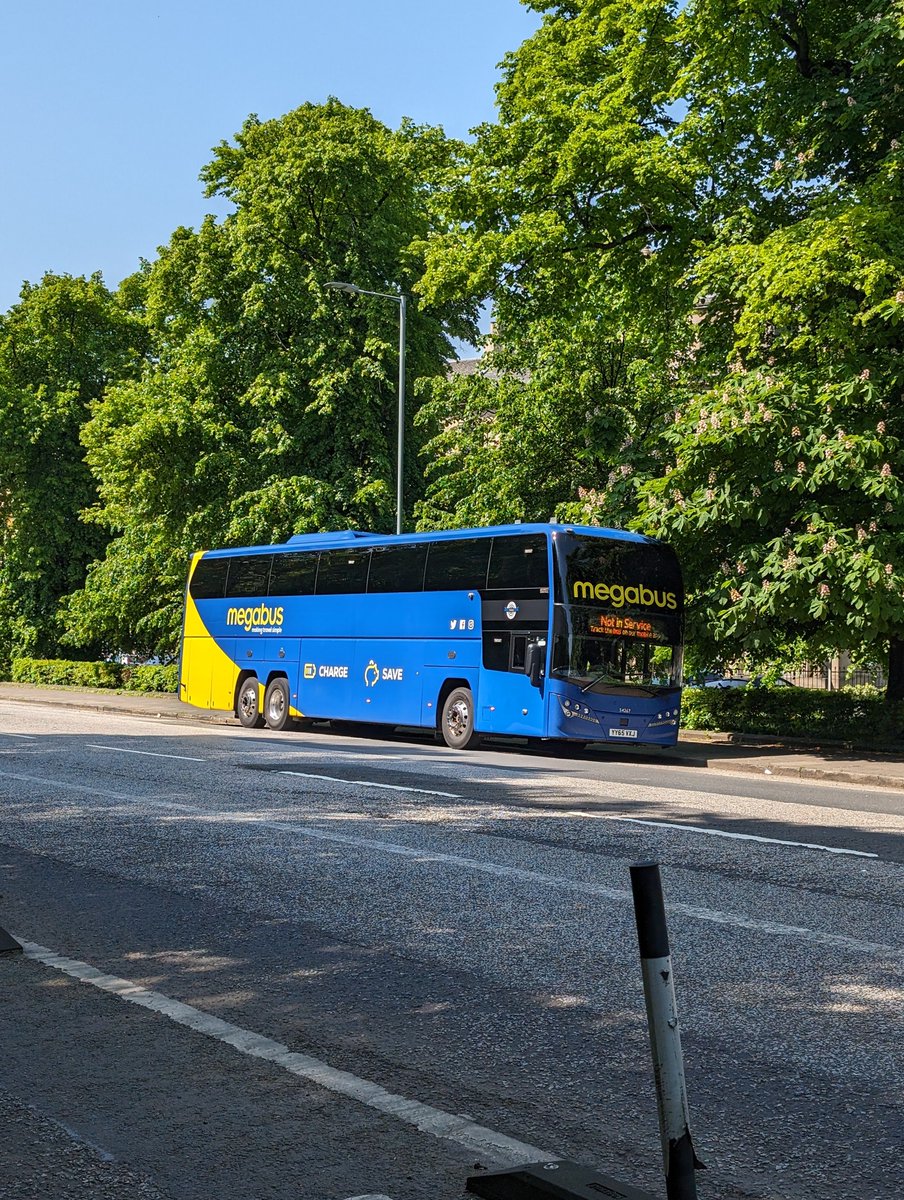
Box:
1, 700, 902, 1200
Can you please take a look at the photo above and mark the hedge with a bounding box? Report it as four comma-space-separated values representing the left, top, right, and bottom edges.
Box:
681, 685, 903, 746
121, 664, 178, 693
10, 657, 177, 694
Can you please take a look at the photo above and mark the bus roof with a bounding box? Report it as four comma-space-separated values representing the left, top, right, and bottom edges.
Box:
197, 523, 658, 558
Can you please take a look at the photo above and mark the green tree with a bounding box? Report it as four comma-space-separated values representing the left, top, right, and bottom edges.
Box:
64, 100, 476, 657
416, 0, 694, 526
418, 0, 904, 698
635, 0, 904, 698
0, 273, 145, 670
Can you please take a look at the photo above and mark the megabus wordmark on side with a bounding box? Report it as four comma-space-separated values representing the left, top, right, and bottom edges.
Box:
226, 605, 285, 631
572, 581, 677, 609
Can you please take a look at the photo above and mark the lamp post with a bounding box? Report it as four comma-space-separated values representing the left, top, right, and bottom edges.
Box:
325, 281, 407, 536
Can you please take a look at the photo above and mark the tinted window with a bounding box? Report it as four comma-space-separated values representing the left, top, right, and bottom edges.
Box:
368, 543, 428, 593
511, 635, 528, 671
269, 552, 318, 597
488, 534, 548, 590
483, 631, 510, 672
189, 556, 229, 600
554, 534, 683, 612
423, 538, 490, 592
225, 554, 273, 598
316, 549, 372, 594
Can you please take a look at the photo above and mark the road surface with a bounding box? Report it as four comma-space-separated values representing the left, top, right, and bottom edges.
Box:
1, 700, 901, 1200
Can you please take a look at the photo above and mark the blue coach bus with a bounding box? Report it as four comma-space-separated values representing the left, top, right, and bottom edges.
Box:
179, 523, 684, 749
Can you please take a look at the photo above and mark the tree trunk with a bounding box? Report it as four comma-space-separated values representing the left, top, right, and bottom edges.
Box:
886, 634, 904, 704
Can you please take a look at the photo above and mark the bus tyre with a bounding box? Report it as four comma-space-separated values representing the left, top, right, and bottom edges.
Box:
237, 677, 265, 729
441, 687, 480, 750
264, 677, 291, 731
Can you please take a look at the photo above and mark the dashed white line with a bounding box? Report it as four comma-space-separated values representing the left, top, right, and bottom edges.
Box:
0, 770, 894, 956
279, 770, 462, 799
19, 940, 555, 1169
87, 744, 206, 763
3, 733, 36, 739
562, 811, 879, 858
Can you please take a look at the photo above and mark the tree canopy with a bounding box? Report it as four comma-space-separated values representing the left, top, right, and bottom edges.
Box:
0, 273, 145, 669
62, 100, 476, 656
416, 0, 904, 693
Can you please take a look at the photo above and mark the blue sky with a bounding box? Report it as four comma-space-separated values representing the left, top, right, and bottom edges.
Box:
0, 1, 539, 313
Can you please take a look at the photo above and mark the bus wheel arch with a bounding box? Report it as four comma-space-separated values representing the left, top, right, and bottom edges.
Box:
235, 672, 265, 729
263, 673, 291, 732
437, 680, 481, 750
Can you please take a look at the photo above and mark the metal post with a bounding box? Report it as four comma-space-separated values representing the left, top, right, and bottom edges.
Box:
629, 861, 701, 1200
396, 293, 406, 536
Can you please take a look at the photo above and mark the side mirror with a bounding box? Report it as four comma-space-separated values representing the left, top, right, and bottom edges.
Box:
526, 639, 546, 688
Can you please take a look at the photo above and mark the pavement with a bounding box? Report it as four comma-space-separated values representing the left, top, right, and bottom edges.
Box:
3, 680, 904, 791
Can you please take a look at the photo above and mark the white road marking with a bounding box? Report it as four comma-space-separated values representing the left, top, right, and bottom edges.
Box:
87, 744, 206, 763
19, 941, 556, 1169
0, 770, 140, 802
279, 770, 461, 799
0, 769, 895, 957
3, 733, 36, 739
50, 1118, 116, 1162
558, 810, 878, 859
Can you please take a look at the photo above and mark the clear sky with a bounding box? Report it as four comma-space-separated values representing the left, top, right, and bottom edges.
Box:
0, 1, 539, 313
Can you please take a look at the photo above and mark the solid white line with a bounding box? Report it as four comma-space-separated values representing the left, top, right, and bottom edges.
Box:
279, 770, 462, 800
572, 811, 879, 859
87, 744, 206, 763
3, 733, 36, 739
0, 770, 894, 957
19, 941, 555, 1169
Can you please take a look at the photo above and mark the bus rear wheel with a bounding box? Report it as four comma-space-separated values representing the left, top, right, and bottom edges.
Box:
237, 677, 265, 729
264, 677, 291, 731
441, 687, 481, 750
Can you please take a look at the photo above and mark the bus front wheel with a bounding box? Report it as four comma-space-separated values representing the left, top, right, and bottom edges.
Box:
441, 687, 481, 750
237, 677, 265, 729
264, 677, 291, 731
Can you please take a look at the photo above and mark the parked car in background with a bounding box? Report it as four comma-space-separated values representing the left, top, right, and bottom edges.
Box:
703, 675, 794, 689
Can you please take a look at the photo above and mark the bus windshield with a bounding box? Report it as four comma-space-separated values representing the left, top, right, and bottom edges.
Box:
552, 532, 683, 695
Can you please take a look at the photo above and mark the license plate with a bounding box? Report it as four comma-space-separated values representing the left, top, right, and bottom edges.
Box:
608, 727, 637, 739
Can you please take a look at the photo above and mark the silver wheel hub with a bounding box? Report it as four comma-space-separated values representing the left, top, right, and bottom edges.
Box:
446, 698, 470, 738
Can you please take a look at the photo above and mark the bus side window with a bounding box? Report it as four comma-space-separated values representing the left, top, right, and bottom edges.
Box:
368, 543, 428, 593
316, 549, 372, 594
190, 557, 230, 600
268, 552, 318, 596
226, 555, 274, 598
483, 632, 510, 671
423, 538, 491, 592
488, 534, 549, 589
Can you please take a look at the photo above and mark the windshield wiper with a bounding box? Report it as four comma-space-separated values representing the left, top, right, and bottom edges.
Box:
579, 672, 622, 693
579, 675, 664, 697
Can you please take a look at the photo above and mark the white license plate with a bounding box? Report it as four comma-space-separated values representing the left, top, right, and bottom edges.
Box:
608, 727, 638, 739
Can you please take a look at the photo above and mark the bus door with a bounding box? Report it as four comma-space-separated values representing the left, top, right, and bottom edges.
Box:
479, 627, 547, 736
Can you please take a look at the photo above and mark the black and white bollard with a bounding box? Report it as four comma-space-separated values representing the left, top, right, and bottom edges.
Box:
630, 861, 702, 1200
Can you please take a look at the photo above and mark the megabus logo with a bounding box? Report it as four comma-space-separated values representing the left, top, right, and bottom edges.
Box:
572, 581, 677, 610
226, 604, 285, 631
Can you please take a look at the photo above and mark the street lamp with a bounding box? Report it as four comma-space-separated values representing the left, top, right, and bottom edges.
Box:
325, 280, 407, 536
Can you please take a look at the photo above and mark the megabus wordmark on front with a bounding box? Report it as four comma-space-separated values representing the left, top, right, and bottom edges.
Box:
571, 581, 677, 609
